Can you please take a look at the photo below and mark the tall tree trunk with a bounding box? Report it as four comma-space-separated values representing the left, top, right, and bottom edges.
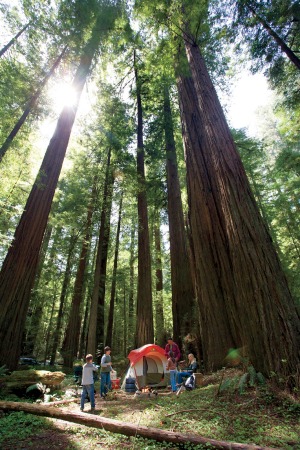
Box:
87, 150, 114, 356
79, 293, 90, 360
128, 221, 136, 349
49, 232, 76, 365
163, 84, 195, 349
247, 3, 300, 70
179, 33, 300, 378
43, 290, 57, 365
123, 280, 127, 356
106, 191, 123, 347
23, 225, 52, 356
134, 50, 154, 347
153, 217, 165, 347
0, 46, 68, 161
62, 179, 97, 367
0, 21, 31, 57
0, 24, 101, 371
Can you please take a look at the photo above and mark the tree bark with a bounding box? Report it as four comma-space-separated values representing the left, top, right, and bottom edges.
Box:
0, 21, 31, 57
62, 178, 97, 367
0, 401, 278, 450
0, 23, 101, 371
128, 220, 136, 350
23, 225, 52, 356
163, 84, 195, 349
49, 232, 76, 365
180, 34, 300, 378
153, 217, 165, 347
0, 46, 67, 161
134, 50, 154, 347
106, 191, 123, 347
177, 72, 236, 369
87, 149, 115, 356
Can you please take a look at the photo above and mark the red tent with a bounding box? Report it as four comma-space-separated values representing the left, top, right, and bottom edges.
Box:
123, 344, 169, 389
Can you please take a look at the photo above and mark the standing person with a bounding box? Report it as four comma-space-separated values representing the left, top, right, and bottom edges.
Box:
100, 346, 114, 398
176, 353, 198, 385
164, 337, 181, 362
166, 351, 177, 392
80, 354, 98, 413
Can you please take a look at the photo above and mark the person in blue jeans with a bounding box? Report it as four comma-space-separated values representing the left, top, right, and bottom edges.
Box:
100, 346, 114, 398
166, 351, 177, 392
80, 354, 99, 413
177, 353, 198, 386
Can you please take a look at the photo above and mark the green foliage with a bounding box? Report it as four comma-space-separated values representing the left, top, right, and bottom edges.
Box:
0, 411, 52, 445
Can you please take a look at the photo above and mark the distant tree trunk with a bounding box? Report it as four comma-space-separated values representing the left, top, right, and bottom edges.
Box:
0, 21, 31, 57
106, 191, 123, 347
179, 33, 300, 378
23, 225, 52, 356
153, 218, 165, 347
79, 293, 90, 360
0, 25, 101, 370
246, 3, 300, 70
128, 221, 136, 349
123, 281, 127, 356
43, 292, 57, 365
0, 46, 68, 161
87, 150, 115, 356
163, 84, 195, 349
49, 232, 76, 365
62, 179, 97, 367
134, 50, 154, 347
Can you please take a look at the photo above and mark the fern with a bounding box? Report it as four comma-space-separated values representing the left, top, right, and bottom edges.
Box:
219, 378, 233, 392
238, 372, 249, 394
248, 365, 257, 387
256, 372, 266, 385
0, 365, 8, 376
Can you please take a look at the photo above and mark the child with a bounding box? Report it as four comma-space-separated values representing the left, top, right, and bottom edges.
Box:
80, 354, 98, 413
100, 346, 114, 398
166, 350, 177, 392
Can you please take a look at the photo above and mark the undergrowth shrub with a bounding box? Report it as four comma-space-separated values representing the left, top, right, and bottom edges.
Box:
219, 365, 265, 395
0, 411, 52, 445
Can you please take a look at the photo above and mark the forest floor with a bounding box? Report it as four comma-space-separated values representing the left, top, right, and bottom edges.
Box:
0, 368, 299, 450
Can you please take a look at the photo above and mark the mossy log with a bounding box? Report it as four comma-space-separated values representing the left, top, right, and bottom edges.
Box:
0, 401, 278, 450
4, 370, 65, 388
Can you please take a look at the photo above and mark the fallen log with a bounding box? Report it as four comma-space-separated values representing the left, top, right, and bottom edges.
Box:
3, 370, 65, 389
0, 401, 278, 450
41, 398, 78, 406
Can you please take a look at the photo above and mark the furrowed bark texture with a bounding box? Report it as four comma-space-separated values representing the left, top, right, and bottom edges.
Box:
181, 38, 300, 377
164, 84, 195, 348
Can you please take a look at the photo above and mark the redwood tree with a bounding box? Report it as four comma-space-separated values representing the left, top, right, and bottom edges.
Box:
179, 26, 300, 378
0, 14, 106, 370
163, 83, 195, 349
134, 49, 154, 347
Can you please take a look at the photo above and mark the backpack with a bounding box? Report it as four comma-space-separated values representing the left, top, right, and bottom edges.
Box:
184, 373, 195, 391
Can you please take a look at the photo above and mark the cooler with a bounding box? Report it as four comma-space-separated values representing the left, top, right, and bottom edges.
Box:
111, 378, 121, 389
